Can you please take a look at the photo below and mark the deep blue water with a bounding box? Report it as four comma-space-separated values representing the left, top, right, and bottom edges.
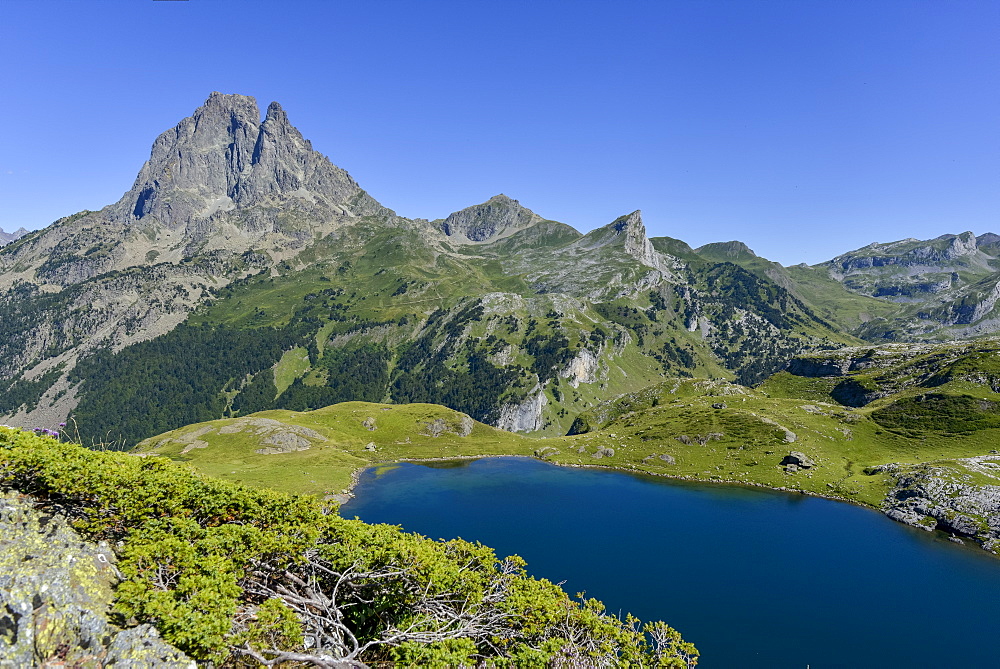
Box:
341, 457, 1000, 669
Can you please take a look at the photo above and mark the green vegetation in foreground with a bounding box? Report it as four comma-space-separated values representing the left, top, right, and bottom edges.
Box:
1, 427, 698, 667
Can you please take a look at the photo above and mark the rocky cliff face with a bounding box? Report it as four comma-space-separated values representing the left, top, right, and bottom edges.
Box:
497, 387, 549, 433
786, 344, 935, 378
118, 94, 388, 238
783, 339, 1000, 407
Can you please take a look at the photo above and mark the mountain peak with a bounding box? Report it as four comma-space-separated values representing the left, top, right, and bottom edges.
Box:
121, 93, 370, 228
612, 211, 656, 266
612, 210, 643, 233
695, 240, 758, 261
202, 91, 260, 113
265, 100, 285, 119
261, 100, 301, 139
976, 232, 1000, 248
0, 227, 29, 246
588, 210, 669, 270
440, 195, 541, 243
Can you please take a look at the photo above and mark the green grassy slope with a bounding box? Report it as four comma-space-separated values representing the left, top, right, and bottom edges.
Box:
559, 375, 1000, 508
140, 360, 1000, 512
136, 402, 537, 495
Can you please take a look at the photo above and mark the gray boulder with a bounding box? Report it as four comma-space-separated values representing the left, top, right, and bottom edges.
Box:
421, 414, 475, 438
781, 452, 815, 471
256, 430, 312, 454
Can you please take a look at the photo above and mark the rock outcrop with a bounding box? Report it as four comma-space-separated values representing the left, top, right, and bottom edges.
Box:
0, 492, 194, 666
139, 417, 326, 456
786, 344, 935, 378
780, 451, 815, 473
560, 348, 599, 388
880, 458, 1000, 554
421, 413, 475, 438
784, 339, 1000, 408
497, 389, 548, 433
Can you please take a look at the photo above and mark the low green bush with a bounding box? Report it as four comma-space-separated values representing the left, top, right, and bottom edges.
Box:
0, 427, 697, 667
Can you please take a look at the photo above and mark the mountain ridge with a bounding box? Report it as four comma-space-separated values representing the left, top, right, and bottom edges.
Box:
0, 92, 996, 444
0, 226, 29, 246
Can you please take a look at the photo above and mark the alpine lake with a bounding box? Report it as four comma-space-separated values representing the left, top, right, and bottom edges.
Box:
341, 456, 1000, 668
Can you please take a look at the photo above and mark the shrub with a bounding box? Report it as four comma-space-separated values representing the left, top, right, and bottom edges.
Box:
0, 427, 698, 666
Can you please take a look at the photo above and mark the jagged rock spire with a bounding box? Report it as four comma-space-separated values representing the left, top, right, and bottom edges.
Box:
607, 210, 665, 269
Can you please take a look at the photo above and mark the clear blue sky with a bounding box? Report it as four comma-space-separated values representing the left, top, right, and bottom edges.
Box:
1, 0, 997, 265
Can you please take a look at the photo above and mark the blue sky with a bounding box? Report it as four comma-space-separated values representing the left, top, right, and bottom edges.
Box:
1, 0, 997, 265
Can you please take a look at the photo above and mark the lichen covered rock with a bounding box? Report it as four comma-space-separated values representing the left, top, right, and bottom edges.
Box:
0, 492, 194, 667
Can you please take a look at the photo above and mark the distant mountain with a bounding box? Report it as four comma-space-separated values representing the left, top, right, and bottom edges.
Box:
818, 232, 1000, 339
703, 232, 1000, 340
0, 227, 29, 246
437, 193, 544, 242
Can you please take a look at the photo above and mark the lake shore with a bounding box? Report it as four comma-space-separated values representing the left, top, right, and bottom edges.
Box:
341, 453, 999, 557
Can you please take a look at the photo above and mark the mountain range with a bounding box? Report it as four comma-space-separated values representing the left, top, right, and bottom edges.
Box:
2, 92, 999, 446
